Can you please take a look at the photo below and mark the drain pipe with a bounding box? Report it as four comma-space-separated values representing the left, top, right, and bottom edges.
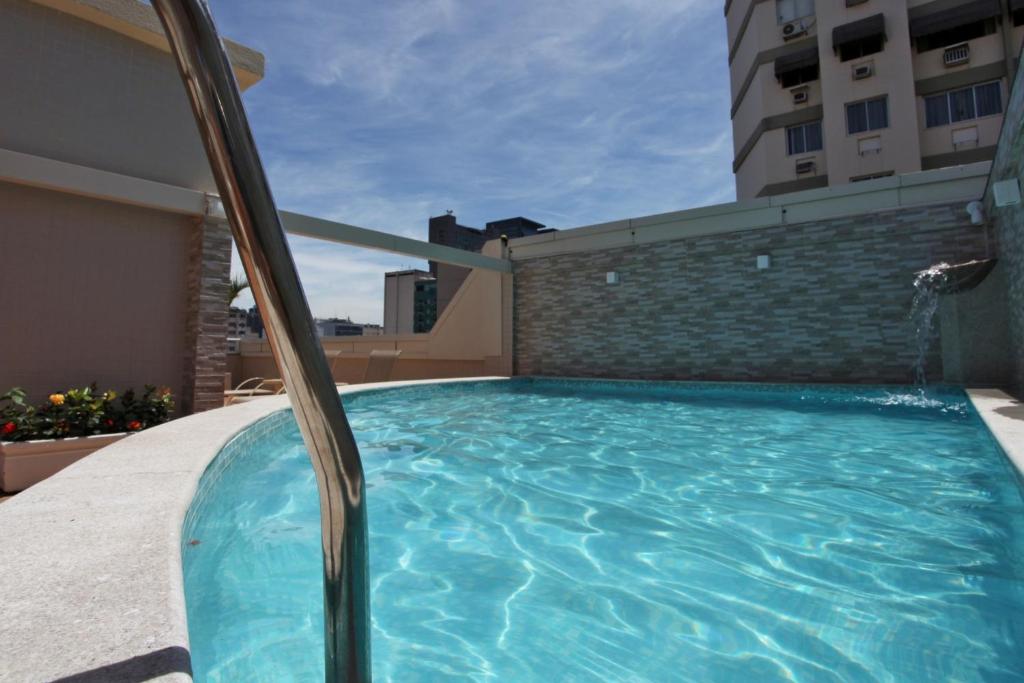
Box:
149, 2, 371, 681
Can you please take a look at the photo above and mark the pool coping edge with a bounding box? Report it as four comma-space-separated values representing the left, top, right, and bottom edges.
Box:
966, 388, 1024, 475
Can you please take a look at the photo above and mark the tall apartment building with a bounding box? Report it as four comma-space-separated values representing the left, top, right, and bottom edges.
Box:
727, 0, 1024, 199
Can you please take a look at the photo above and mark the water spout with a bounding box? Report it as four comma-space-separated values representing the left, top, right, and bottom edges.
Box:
910, 263, 950, 386
908, 258, 998, 386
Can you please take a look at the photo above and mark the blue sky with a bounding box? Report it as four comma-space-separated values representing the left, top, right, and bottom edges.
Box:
213, 0, 734, 322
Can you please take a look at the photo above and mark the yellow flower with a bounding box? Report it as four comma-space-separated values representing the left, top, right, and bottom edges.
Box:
103, 391, 117, 401
49, 394, 65, 406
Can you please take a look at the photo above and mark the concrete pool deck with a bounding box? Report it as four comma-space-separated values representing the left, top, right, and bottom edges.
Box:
0, 379, 1019, 681
0, 377, 507, 682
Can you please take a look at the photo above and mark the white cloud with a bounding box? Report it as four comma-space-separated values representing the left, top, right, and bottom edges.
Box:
214, 0, 735, 319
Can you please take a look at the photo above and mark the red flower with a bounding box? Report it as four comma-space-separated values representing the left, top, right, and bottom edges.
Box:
127, 420, 142, 431
104, 419, 115, 428
2, 422, 15, 436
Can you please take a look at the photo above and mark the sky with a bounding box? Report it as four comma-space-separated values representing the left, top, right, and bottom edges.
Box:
212, 0, 735, 322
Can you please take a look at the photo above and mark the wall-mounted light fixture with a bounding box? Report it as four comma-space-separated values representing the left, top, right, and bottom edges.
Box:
993, 179, 1022, 208
757, 255, 771, 270
606, 271, 620, 285
966, 201, 986, 225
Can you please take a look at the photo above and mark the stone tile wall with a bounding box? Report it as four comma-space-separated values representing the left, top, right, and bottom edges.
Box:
986, 56, 1024, 397
514, 203, 992, 384
182, 218, 232, 413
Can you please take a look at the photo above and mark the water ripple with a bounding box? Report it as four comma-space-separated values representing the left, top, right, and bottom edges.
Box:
184, 380, 1024, 682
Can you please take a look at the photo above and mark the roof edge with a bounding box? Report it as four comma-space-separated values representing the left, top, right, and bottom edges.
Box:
27, 0, 265, 90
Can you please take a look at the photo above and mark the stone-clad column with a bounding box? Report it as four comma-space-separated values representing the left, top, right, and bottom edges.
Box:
984, 55, 1024, 397
181, 215, 231, 414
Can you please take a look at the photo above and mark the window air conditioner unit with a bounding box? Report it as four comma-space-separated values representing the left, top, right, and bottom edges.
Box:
852, 63, 873, 80
792, 88, 809, 104
795, 159, 816, 175
943, 43, 970, 67
781, 18, 811, 41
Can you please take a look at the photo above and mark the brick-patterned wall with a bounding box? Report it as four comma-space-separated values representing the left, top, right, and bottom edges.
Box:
514, 203, 991, 384
182, 219, 232, 413
986, 57, 1024, 397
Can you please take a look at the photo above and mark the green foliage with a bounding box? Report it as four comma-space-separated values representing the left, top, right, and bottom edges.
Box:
0, 384, 174, 442
228, 274, 250, 305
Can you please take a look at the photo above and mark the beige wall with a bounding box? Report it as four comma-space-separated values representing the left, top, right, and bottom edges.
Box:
230, 266, 512, 386
436, 262, 472, 320
737, 128, 827, 198
0, 182, 192, 403
912, 30, 1006, 80
0, 0, 262, 413
918, 90, 1007, 159
0, 0, 226, 193
729, 1, 794, 98
819, 2, 922, 184
725, 0, 754, 50
912, 29, 1010, 163
733, 66, 824, 152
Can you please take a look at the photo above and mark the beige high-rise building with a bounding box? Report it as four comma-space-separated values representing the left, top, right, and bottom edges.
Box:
727, 0, 1024, 199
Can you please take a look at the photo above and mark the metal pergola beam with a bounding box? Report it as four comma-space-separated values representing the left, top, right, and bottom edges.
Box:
281, 211, 511, 272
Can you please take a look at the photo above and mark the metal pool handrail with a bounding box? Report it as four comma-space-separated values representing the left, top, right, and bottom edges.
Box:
149, 1, 371, 681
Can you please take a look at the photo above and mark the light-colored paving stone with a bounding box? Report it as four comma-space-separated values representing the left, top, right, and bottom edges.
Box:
967, 388, 1024, 474
0, 377, 506, 682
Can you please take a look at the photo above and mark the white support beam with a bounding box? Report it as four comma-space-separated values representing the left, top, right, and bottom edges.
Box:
0, 146, 511, 272
0, 147, 207, 215
280, 211, 512, 272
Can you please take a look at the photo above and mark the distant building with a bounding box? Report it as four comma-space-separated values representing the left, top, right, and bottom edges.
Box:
316, 318, 364, 337
361, 324, 384, 336
246, 306, 265, 339
228, 307, 248, 338
428, 214, 551, 315
413, 279, 438, 333
383, 269, 436, 335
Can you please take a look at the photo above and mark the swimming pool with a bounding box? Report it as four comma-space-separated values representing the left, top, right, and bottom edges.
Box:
183, 379, 1024, 682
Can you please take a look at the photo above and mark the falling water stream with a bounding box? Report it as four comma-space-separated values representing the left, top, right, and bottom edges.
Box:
910, 263, 952, 386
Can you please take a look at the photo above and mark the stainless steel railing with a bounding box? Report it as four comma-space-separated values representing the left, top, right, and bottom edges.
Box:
149, 2, 371, 681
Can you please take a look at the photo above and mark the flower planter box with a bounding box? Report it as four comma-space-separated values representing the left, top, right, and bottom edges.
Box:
0, 433, 127, 493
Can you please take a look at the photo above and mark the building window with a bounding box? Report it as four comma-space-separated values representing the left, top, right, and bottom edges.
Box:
1014, 9, 1024, 27
839, 35, 884, 62
833, 14, 886, 62
780, 62, 819, 88
776, 0, 814, 24
846, 97, 888, 134
786, 120, 823, 155
915, 19, 996, 53
924, 81, 1002, 128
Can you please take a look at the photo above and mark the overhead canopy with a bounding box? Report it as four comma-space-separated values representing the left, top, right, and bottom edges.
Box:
832, 13, 886, 51
909, 0, 1001, 37
774, 46, 819, 79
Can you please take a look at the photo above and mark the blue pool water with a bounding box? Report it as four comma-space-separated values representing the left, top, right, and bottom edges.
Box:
183, 379, 1024, 682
